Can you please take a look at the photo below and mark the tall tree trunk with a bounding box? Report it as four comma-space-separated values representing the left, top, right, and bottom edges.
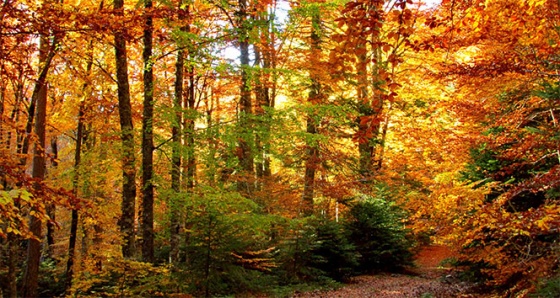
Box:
254, 43, 268, 187
141, 0, 155, 263
21, 34, 53, 298
302, 12, 322, 216
236, 0, 254, 195
356, 2, 384, 177
253, 9, 274, 188
46, 136, 58, 260
65, 95, 86, 290
65, 41, 94, 286
6, 76, 28, 298
114, 0, 137, 259
0, 75, 4, 152
356, 40, 375, 176
185, 57, 196, 192
170, 34, 184, 265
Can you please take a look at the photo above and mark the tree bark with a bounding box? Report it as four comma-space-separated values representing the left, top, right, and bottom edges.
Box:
184, 56, 196, 192
65, 43, 94, 285
141, 0, 155, 263
170, 33, 184, 265
114, 0, 137, 259
302, 12, 322, 216
356, 40, 376, 176
21, 34, 52, 298
356, 2, 384, 177
253, 10, 274, 188
65, 98, 85, 290
46, 137, 58, 260
236, 0, 254, 195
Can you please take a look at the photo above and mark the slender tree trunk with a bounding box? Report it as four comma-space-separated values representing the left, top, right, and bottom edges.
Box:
376, 110, 390, 169
237, 0, 254, 195
114, 0, 137, 259
90, 134, 105, 271
356, 40, 376, 176
21, 34, 52, 298
253, 21, 272, 189
18, 91, 36, 167
65, 98, 86, 290
356, 3, 384, 176
257, 8, 276, 181
302, 12, 322, 216
6, 78, 27, 298
46, 137, 58, 259
0, 77, 4, 151
206, 90, 221, 185
185, 58, 196, 191
170, 39, 184, 265
64, 40, 95, 285
141, 0, 155, 263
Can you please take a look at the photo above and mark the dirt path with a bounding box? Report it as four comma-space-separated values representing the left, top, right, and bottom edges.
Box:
293, 245, 479, 298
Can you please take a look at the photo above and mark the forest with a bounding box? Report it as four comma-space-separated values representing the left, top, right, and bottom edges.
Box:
0, 0, 559, 297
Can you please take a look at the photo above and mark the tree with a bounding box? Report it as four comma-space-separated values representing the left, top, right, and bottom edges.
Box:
169, 0, 187, 265
21, 31, 59, 298
302, 3, 323, 216
141, 0, 155, 263
65, 35, 96, 289
236, 0, 255, 195
113, 0, 137, 259
419, 0, 560, 291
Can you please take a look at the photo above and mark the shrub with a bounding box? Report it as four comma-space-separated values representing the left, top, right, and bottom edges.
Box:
309, 218, 359, 281
274, 217, 326, 284
71, 260, 172, 297
174, 188, 281, 296
532, 275, 560, 298
345, 195, 414, 273
37, 258, 66, 297
274, 216, 358, 284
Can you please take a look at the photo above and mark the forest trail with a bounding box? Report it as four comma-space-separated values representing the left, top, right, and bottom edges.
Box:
293, 245, 484, 298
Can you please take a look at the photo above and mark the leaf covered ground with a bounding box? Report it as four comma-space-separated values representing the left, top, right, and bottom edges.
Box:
293, 245, 491, 298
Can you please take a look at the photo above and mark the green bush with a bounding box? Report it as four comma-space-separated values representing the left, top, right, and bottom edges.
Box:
37, 258, 66, 297
531, 275, 560, 298
345, 195, 414, 273
274, 217, 325, 284
309, 218, 359, 281
173, 188, 281, 297
274, 216, 358, 284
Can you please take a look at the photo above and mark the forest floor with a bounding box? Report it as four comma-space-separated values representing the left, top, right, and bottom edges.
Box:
292, 245, 493, 298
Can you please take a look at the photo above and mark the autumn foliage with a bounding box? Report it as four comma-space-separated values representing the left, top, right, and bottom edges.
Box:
0, 0, 559, 296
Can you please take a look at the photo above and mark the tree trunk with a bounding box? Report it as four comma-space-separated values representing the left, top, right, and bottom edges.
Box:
170, 35, 184, 265
253, 11, 273, 189
356, 40, 376, 176
302, 12, 322, 216
21, 34, 52, 298
114, 0, 137, 259
65, 53, 92, 287
46, 137, 58, 260
6, 70, 29, 298
255, 7, 276, 189
356, 2, 385, 177
184, 57, 196, 192
141, 0, 155, 263
236, 0, 254, 195
65, 102, 84, 290
0, 77, 4, 153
